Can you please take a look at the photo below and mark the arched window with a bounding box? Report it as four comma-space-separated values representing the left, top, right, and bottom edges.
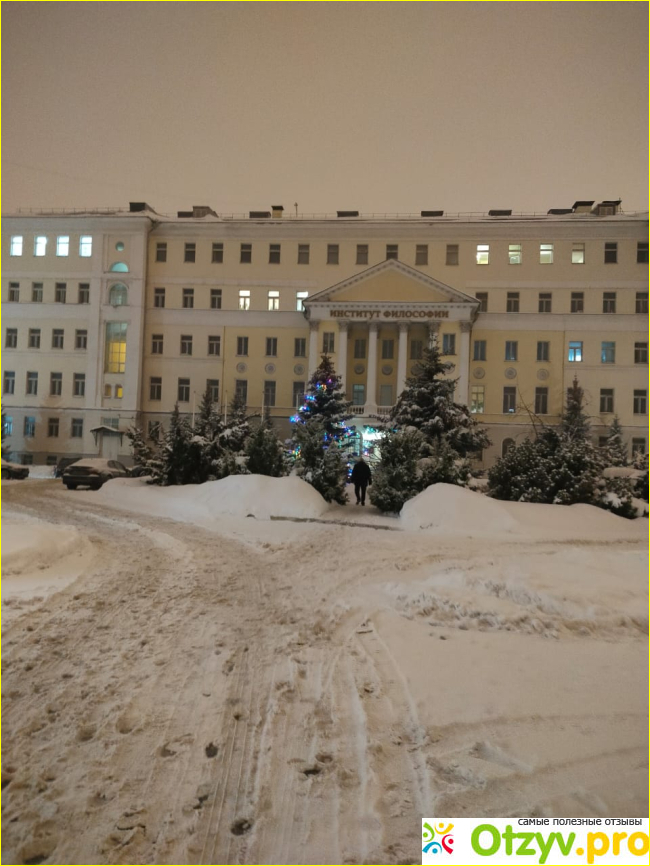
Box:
502, 438, 515, 457
108, 283, 128, 306
109, 262, 129, 273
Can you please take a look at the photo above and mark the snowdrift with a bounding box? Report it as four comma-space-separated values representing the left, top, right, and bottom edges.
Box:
401, 483, 517, 535
2, 521, 83, 576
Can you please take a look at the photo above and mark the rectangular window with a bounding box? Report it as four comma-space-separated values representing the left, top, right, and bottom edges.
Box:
24, 417, 36, 437
75, 329, 88, 350
476, 244, 489, 265
147, 421, 161, 441
298, 244, 310, 265
382, 385, 397, 407
71, 418, 84, 438
508, 243, 522, 265
600, 389, 614, 413
539, 243, 554, 264
52, 329, 64, 349
446, 244, 459, 266
632, 438, 646, 457
266, 337, 278, 356
263, 380, 276, 407
73, 373, 86, 397
207, 379, 220, 402
50, 372, 62, 396
78, 283, 90, 304
442, 334, 456, 355
568, 341, 583, 362
269, 244, 281, 264
601, 341, 616, 364
184, 242, 196, 263
3, 415, 12, 436
410, 339, 423, 360
602, 291, 617, 313
354, 339, 366, 359
634, 342, 648, 364
293, 381, 305, 408
503, 387, 517, 413
79, 235, 92, 257
151, 333, 163, 354
470, 385, 485, 414
8, 282, 19, 302
26, 371, 38, 395
48, 418, 60, 438
386, 244, 398, 260
637, 241, 649, 264
296, 291, 308, 311
56, 235, 70, 257
572, 242, 585, 264
150, 377, 162, 401
538, 292, 552, 313
3, 371, 15, 394
34, 235, 47, 256
535, 387, 548, 415
5, 328, 17, 349
182, 288, 194, 309
114, 385, 123, 400
505, 340, 518, 361
28, 328, 41, 349
235, 379, 248, 403
104, 322, 127, 373
322, 332, 335, 353
382, 339, 395, 359
415, 244, 428, 265
55, 282, 67, 303
239, 289, 250, 310
604, 242, 618, 264
208, 335, 221, 356
104, 384, 112, 398
178, 378, 190, 402
212, 242, 224, 263
473, 340, 486, 361
154, 287, 166, 308
155, 242, 167, 262
633, 390, 647, 415
268, 290, 280, 311
210, 288, 222, 309
352, 384, 365, 406
180, 334, 193, 356
506, 292, 520, 313
571, 292, 584, 313
236, 336, 249, 356
356, 244, 369, 265
294, 338, 306, 357
32, 282, 43, 303
636, 292, 648, 314
475, 292, 488, 312
240, 243, 252, 264
537, 341, 550, 362
10, 236, 23, 256
327, 244, 339, 265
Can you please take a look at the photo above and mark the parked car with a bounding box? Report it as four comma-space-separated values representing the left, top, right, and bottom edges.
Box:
54, 456, 82, 478
1, 458, 29, 480
62, 458, 130, 490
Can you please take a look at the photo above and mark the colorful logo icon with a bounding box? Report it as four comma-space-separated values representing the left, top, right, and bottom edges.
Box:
423, 822, 454, 855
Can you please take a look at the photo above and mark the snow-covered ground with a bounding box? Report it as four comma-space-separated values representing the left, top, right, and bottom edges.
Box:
1, 477, 647, 864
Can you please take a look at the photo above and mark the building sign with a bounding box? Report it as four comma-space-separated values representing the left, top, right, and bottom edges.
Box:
330, 309, 450, 320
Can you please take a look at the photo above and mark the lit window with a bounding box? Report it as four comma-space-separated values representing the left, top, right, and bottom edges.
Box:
502, 387, 516, 413
604, 242, 617, 264
296, 291, 308, 311
3, 415, 12, 436
268, 290, 280, 311
470, 385, 485, 413
208, 336, 221, 356
114, 385, 123, 399
266, 337, 278, 356
505, 341, 518, 361
79, 236, 92, 257
109, 283, 127, 306
535, 387, 548, 415
600, 389, 614, 413
294, 338, 306, 357
571, 292, 584, 313
109, 262, 129, 273
24, 417, 36, 437
602, 292, 616, 313
269, 244, 281, 264
601, 341, 615, 364
539, 243, 553, 264
34, 236, 47, 256
115, 242, 125, 251
476, 244, 489, 265
568, 341, 583, 362
538, 292, 552, 313
572, 242, 585, 264
327, 244, 339, 264
508, 244, 522, 265
104, 322, 127, 373
239, 290, 250, 310
10, 236, 23, 256
537, 341, 550, 362
506, 292, 520, 313
57, 236, 70, 256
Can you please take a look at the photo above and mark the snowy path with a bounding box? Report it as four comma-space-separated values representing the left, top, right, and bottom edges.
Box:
1, 480, 648, 865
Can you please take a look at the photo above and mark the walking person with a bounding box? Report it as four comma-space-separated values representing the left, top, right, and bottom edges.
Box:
350, 457, 372, 506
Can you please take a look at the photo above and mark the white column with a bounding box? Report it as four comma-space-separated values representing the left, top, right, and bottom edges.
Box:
366, 322, 379, 413
428, 320, 441, 347
396, 323, 409, 398
457, 321, 472, 406
337, 321, 349, 394
308, 320, 319, 376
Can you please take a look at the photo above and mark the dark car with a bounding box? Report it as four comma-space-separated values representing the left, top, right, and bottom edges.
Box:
62, 458, 130, 490
54, 456, 81, 478
1, 459, 29, 480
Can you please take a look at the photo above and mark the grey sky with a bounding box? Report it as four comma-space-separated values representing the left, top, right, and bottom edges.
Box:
2, 2, 647, 215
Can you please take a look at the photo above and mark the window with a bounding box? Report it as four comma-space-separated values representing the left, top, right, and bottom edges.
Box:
155, 242, 167, 262
154, 287, 166, 308
34, 235, 47, 256
633, 390, 647, 414
508, 243, 522, 265
207, 379, 219, 402
598, 436, 609, 449
56, 235, 69, 257
269, 244, 281, 264
382, 339, 395, 359
263, 381, 276, 407
298, 244, 310, 265
114, 385, 123, 400
572, 242, 585, 264
571, 292, 584, 313
446, 244, 459, 266
52, 329, 64, 349
78, 283, 90, 304
386, 244, 398, 260
356, 244, 369, 265
352, 384, 365, 406
476, 244, 489, 265
104, 322, 127, 373
212, 243, 224, 264
208, 335, 221, 356
149, 333, 163, 354
147, 421, 161, 441
109, 283, 127, 306
323, 332, 335, 353
604, 242, 618, 264
503, 387, 517, 413
150, 377, 162, 400
79, 235, 92, 257
415, 244, 428, 265
292, 381, 305, 408
535, 387, 548, 415
104, 384, 113, 398
5, 329, 17, 349
75, 329, 88, 350
210, 289, 222, 309
634, 342, 648, 364
505, 341, 518, 361
180, 335, 193, 356
26, 371, 38, 395
268, 290, 280, 311
239, 289, 250, 310
32, 283, 43, 303
296, 291, 308, 311
49, 372, 62, 396
382, 384, 395, 407
294, 338, 306, 357
327, 244, 339, 264
568, 341, 583, 362
354, 339, 366, 359
182, 288, 194, 309
473, 340, 486, 361
53, 282, 67, 303
632, 438, 646, 457
3, 415, 12, 436
71, 418, 84, 438
539, 243, 553, 264
73, 373, 86, 397
178, 378, 190, 402
537, 341, 550, 362
410, 339, 423, 360
109, 262, 128, 274
637, 241, 649, 264
506, 292, 520, 313
24, 417, 36, 437
602, 292, 616, 313
538, 292, 552, 313
240, 243, 252, 264
184, 242, 196, 263
236, 336, 249, 356
10, 236, 23, 256
636, 292, 648, 313
475, 292, 488, 312
442, 334, 455, 355
3, 371, 15, 394
470, 385, 485, 414
8, 282, 19, 302
235, 379, 248, 403
601, 341, 616, 364
48, 418, 60, 438
28, 329, 41, 349
266, 337, 278, 356
599, 389, 614, 413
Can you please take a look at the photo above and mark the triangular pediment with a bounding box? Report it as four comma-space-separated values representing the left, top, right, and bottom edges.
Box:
305, 259, 478, 306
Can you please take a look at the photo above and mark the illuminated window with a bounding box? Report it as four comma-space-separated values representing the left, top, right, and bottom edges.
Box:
109, 283, 128, 306
539, 243, 553, 264
109, 262, 129, 273
601, 341, 615, 364
476, 244, 489, 265
115, 242, 125, 251
10, 236, 23, 256
508, 244, 522, 265
268, 290, 279, 311
296, 291, 308, 311
239, 290, 250, 310
24, 417, 36, 437
572, 242, 585, 264
57, 236, 70, 256
104, 322, 127, 373
114, 385, 123, 399
34, 236, 47, 256
79, 236, 92, 257
470, 385, 485, 413
568, 341, 583, 362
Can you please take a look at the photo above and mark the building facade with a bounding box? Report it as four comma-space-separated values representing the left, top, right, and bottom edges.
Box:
2, 201, 648, 466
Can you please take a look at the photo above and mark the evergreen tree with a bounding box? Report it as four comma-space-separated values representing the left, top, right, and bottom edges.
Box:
602, 416, 628, 466
245, 415, 288, 477
561, 376, 591, 441
126, 425, 156, 474
369, 429, 423, 513
220, 391, 251, 455
193, 384, 227, 481
150, 404, 194, 485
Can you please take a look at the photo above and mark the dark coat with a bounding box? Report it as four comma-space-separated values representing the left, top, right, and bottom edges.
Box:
351, 460, 372, 485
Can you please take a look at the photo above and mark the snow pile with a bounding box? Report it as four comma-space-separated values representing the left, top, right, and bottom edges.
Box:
25, 465, 56, 479
401, 483, 517, 535
2, 521, 83, 576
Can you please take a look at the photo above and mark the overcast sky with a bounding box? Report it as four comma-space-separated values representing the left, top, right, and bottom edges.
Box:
2, 2, 647, 216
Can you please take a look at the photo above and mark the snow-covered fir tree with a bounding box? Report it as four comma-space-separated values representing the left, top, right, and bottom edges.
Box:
245, 414, 288, 477
150, 404, 194, 486
602, 416, 628, 467
126, 425, 156, 473
561, 376, 591, 441
369, 429, 423, 513
220, 391, 251, 455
